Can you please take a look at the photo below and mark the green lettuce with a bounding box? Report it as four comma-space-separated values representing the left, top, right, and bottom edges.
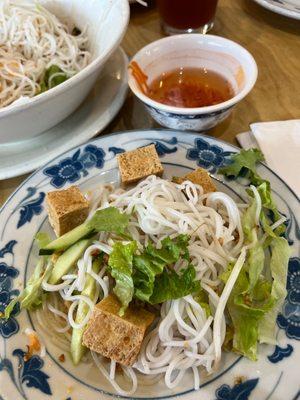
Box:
108, 241, 137, 316
194, 289, 211, 317
133, 235, 190, 302
87, 207, 131, 236
219, 148, 285, 234
108, 235, 198, 314
150, 265, 200, 304
4, 260, 53, 319
225, 216, 290, 358
220, 150, 290, 358
223, 261, 274, 360
259, 237, 290, 344
219, 148, 265, 182
40, 65, 69, 93
247, 244, 265, 293
241, 195, 258, 242
256, 181, 285, 236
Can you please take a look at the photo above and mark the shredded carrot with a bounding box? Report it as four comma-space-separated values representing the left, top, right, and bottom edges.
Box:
128, 61, 149, 95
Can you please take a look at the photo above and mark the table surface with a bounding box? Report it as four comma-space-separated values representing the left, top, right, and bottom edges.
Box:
1, 0, 300, 206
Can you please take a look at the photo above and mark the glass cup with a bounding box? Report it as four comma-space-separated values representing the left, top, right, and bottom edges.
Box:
157, 0, 219, 35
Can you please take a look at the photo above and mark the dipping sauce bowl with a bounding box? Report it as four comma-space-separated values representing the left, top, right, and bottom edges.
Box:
128, 34, 257, 132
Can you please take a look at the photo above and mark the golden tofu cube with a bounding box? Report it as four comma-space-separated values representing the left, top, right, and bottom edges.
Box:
82, 294, 155, 366
174, 167, 216, 194
46, 186, 89, 237
117, 144, 164, 185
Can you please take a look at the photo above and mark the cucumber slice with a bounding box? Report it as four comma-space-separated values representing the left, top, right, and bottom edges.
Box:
40, 224, 93, 255
71, 258, 102, 365
48, 239, 91, 284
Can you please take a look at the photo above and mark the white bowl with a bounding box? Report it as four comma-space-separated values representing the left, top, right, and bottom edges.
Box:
128, 34, 258, 132
0, 0, 129, 144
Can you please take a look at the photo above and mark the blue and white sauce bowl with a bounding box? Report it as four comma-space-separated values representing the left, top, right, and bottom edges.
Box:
128, 34, 258, 131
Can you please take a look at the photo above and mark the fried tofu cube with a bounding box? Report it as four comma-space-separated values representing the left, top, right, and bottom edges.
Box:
117, 144, 164, 185
82, 294, 155, 366
174, 167, 216, 193
46, 186, 89, 237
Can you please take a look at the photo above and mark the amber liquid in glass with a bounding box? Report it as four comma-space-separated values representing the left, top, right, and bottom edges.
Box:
157, 0, 218, 31
148, 67, 234, 108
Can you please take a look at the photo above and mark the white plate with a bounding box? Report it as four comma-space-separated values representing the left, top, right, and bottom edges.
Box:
253, 0, 300, 19
0, 130, 299, 400
0, 47, 128, 180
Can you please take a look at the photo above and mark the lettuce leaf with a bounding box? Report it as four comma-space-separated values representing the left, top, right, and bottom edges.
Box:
241, 195, 258, 242
88, 207, 131, 236
256, 181, 285, 236
108, 241, 137, 316
192, 289, 212, 317
5, 260, 52, 319
259, 237, 291, 344
223, 266, 259, 360
149, 264, 200, 305
108, 235, 198, 313
219, 148, 285, 234
222, 240, 273, 360
219, 149, 290, 358
224, 236, 288, 358
219, 148, 265, 182
247, 244, 265, 292
225, 264, 274, 360
133, 235, 190, 302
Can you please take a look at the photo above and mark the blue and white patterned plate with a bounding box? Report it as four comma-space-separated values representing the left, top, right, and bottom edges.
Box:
0, 130, 299, 400
253, 0, 300, 20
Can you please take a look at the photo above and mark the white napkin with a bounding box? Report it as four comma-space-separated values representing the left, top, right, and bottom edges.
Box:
236, 120, 300, 198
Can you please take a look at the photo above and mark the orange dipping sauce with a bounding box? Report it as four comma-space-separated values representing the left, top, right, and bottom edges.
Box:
148, 67, 234, 108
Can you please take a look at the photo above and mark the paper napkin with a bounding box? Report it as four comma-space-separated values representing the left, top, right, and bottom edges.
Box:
236, 120, 300, 198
